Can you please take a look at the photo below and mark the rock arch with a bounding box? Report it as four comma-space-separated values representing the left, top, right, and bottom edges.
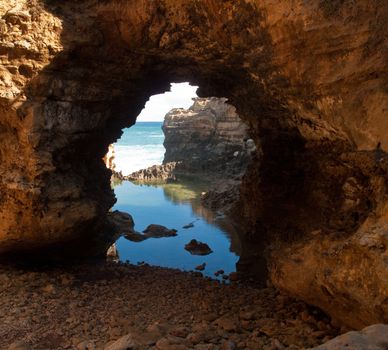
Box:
0, 0, 387, 328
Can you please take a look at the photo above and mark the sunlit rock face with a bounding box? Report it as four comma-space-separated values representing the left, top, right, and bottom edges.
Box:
0, 0, 387, 328
163, 97, 251, 174
104, 145, 116, 172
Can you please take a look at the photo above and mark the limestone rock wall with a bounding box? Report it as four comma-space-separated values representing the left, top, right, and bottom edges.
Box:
104, 145, 116, 172
163, 97, 253, 175
0, 0, 387, 328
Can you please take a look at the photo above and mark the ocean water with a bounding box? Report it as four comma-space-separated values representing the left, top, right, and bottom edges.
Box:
114, 122, 165, 175
112, 122, 240, 279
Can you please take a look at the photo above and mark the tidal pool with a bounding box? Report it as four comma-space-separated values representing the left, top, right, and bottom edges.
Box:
112, 180, 241, 279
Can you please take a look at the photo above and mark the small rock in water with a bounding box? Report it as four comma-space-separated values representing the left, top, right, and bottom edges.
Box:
215, 269, 224, 276
143, 224, 177, 238
195, 263, 206, 271
182, 223, 194, 229
184, 239, 213, 256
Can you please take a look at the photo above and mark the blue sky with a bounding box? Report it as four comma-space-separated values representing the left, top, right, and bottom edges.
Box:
137, 82, 198, 122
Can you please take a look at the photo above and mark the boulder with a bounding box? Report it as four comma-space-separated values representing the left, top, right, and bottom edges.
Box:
143, 224, 178, 238
309, 324, 388, 350
185, 240, 213, 256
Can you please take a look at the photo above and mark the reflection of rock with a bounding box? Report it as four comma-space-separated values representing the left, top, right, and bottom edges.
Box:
143, 224, 177, 238
201, 180, 241, 216
184, 239, 213, 256
310, 324, 388, 350
124, 232, 147, 242
123, 224, 178, 242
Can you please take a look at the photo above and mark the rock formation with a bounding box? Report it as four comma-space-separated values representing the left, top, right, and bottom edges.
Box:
124, 97, 254, 183
0, 0, 387, 328
310, 324, 388, 350
124, 162, 180, 183
163, 97, 253, 176
104, 144, 116, 172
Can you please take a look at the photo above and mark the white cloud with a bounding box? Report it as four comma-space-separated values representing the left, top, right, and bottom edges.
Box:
137, 82, 198, 122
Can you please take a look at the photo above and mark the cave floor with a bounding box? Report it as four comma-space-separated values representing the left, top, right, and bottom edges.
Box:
0, 262, 340, 350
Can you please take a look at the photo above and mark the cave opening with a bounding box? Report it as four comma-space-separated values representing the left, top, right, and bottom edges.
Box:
103, 82, 260, 280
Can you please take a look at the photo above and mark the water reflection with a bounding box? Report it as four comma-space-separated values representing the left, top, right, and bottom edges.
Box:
112, 179, 241, 279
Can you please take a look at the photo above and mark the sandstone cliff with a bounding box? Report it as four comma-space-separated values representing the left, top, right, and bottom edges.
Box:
103, 144, 116, 172
0, 0, 387, 328
124, 97, 255, 185
163, 97, 254, 176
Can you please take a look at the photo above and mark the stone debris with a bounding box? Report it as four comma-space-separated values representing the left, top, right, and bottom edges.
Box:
0, 261, 342, 349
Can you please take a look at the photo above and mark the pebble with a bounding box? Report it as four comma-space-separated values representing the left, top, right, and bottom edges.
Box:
195, 263, 206, 271
0, 262, 339, 349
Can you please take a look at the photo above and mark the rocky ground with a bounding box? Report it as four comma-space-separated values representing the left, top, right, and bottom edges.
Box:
0, 261, 342, 350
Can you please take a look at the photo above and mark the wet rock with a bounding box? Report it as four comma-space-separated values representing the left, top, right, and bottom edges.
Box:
309, 324, 388, 350
195, 263, 206, 271
143, 224, 178, 238
185, 239, 213, 256
183, 223, 194, 229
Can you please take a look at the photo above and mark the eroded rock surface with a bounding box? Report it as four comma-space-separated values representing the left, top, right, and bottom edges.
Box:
309, 324, 388, 350
163, 97, 252, 176
0, 0, 387, 328
125, 97, 253, 185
